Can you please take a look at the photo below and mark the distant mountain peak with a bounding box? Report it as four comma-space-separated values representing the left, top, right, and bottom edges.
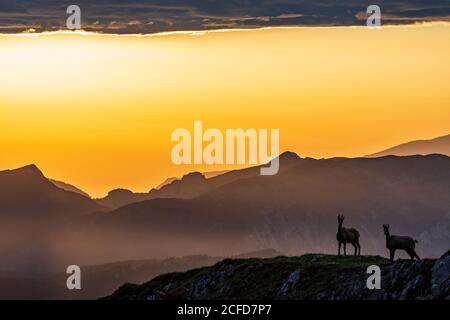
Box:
107, 188, 134, 196
10, 164, 44, 177
279, 151, 301, 160
0, 164, 103, 218
181, 171, 205, 181
17, 163, 39, 170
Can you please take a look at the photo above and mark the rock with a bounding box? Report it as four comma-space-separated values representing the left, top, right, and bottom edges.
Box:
400, 274, 424, 300
190, 261, 236, 298
431, 251, 450, 285
165, 287, 189, 300
431, 284, 441, 298
278, 269, 301, 296
431, 250, 450, 298
146, 293, 160, 300
163, 282, 175, 292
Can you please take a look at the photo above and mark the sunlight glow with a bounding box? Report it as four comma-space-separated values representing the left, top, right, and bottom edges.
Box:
1, 25, 449, 196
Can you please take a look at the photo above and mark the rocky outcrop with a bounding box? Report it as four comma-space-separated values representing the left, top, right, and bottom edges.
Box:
430, 250, 450, 299
104, 251, 450, 300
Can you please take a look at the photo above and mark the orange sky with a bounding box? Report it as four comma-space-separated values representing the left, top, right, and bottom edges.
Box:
1, 24, 449, 197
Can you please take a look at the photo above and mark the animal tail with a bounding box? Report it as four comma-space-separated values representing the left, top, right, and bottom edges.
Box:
414, 239, 419, 243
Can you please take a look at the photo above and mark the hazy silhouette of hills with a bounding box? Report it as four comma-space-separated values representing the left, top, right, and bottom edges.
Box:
0, 249, 282, 299
368, 134, 450, 157
96, 154, 299, 209
154, 171, 227, 190
78, 153, 450, 260
96, 188, 149, 209
97, 169, 234, 209
155, 177, 178, 189
95, 172, 210, 209
0, 255, 223, 299
0, 165, 106, 276
49, 179, 90, 198
0, 165, 103, 219
1, 153, 449, 281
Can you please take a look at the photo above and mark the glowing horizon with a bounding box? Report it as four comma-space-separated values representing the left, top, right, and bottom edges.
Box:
1, 25, 449, 197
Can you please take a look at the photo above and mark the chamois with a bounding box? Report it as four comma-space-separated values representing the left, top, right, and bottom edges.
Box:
336, 214, 361, 256
383, 224, 420, 262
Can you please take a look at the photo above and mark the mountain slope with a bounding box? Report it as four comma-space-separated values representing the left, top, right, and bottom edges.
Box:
0, 164, 103, 218
0, 249, 282, 299
368, 134, 450, 157
49, 179, 90, 198
78, 154, 450, 259
95, 172, 211, 209
96, 152, 300, 209
0, 165, 107, 275
105, 251, 450, 300
94, 174, 208, 209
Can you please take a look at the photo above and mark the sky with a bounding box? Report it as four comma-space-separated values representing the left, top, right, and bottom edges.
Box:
0, 22, 449, 197
0, 1, 449, 289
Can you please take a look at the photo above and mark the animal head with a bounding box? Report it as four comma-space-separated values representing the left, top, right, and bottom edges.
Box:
337, 214, 345, 224
383, 224, 390, 235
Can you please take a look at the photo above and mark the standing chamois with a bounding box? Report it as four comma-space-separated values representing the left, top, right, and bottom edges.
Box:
336, 214, 361, 256
383, 224, 420, 262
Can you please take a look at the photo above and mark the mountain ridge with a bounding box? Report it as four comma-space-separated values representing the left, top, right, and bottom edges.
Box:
367, 134, 450, 157
96, 151, 302, 209
0, 164, 103, 218
49, 179, 91, 198
1, 153, 449, 275
75, 153, 450, 261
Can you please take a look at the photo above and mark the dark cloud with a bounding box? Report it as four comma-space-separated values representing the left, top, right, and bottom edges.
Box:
0, 0, 449, 34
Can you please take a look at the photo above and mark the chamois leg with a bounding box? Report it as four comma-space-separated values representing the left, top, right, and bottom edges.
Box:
406, 249, 415, 260
409, 249, 420, 261
352, 243, 357, 256
358, 242, 361, 256
389, 249, 395, 263
338, 242, 341, 256
343, 243, 347, 256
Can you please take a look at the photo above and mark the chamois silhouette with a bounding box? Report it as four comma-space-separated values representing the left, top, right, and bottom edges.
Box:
336, 214, 360, 256
383, 224, 420, 262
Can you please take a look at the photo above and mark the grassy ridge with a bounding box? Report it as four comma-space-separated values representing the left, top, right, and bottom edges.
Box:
106, 254, 407, 300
